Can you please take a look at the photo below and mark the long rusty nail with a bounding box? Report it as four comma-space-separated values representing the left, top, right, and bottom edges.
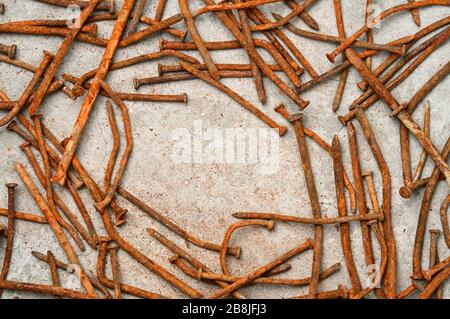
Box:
0, 182, 18, 298
235, 0, 267, 103
326, 0, 445, 62
147, 228, 245, 299
347, 123, 375, 270
179, 0, 220, 80
180, 61, 287, 136
0, 279, 96, 299
412, 137, 450, 280
331, 136, 362, 293
174, 256, 340, 287
108, 245, 122, 299
53, 0, 136, 186
158, 63, 282, 75
120, 186, 240, 257
0, 51, 54, 127
439, 195, 450, 249
208, 238, 313, 299
331, 0, 348, 112
354, 108, 396, 298
27, 0, 103, 116
95, 80, 133, 212
232, 212, 382, 224
345, 48, 450, 187
15, 163, 97, 296
289, 113, 323, 298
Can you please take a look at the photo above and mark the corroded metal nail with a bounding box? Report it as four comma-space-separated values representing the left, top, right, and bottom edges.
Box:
326, 0, 442, 62
290, 284, 348, 299
125, 0, 148, 37
148, 227, 245, 299
180, 61, 287, 136
27, 1, 103, 116
347, 123, 375, 271
108, 245, 122, 299
208, 238, 313, 299
15, 163, 97, 296
428, 229, 443, 298
345, 48, 450, 187
331, 136, 362, 293
289, 112, 323, 298
232, 212, 382, 224
120, 186, 240, 257
96, 238, 167, 299
47, 250, 61, 297
284, 0, 319, 30
95, 80, 133, 212
174, 256, 340, 287
35, 0, 115, 13
412, 137, 450, 280
439, 195, 450, 248
53, 0, 136, 186
0, 182, 18, 298
220, 220, 274, 276
0, 43, 16, 58
354, 108, 396, 298
412, 101, 431, 182
179, 0, 220, 80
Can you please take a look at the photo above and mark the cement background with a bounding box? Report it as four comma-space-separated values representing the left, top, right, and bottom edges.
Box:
0, 0, 449, 298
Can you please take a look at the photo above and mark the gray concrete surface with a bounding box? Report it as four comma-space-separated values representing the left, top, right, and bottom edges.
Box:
0, 0, 449, 298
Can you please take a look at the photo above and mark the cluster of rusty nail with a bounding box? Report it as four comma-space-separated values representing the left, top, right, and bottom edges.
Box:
0, 0, 449, 300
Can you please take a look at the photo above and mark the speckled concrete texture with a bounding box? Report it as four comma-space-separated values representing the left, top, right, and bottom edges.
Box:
0, 0, 449, 298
